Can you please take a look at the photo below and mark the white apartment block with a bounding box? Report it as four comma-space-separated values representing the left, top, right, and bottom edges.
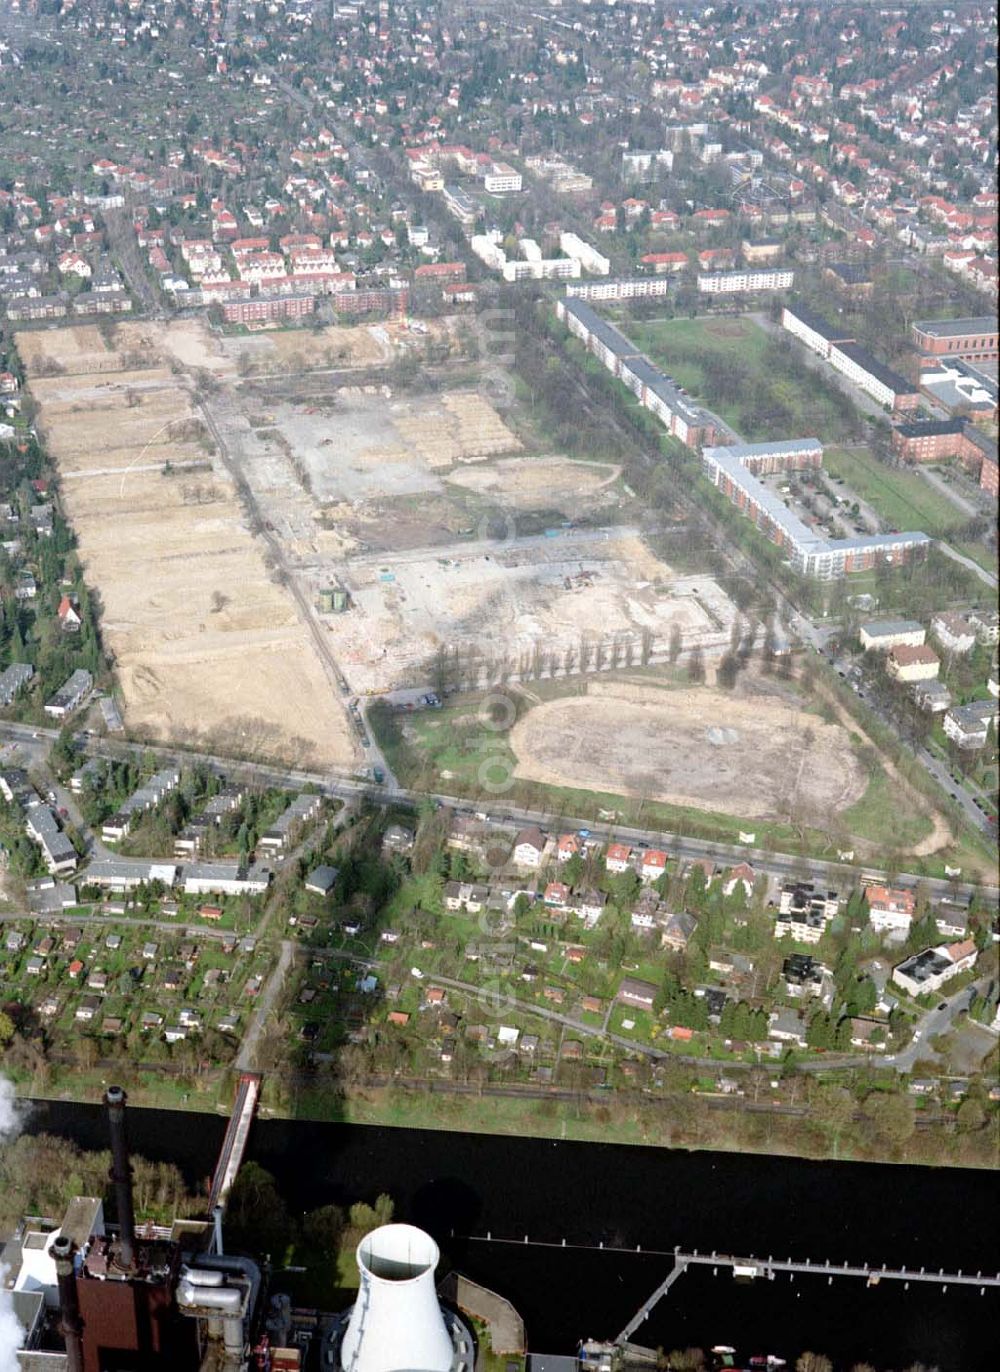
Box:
483, 162, 522, 193
698, 268, 794, 294
559, 232, 610, 276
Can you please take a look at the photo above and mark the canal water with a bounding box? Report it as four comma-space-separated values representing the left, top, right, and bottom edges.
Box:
22, 1099, 999, 1370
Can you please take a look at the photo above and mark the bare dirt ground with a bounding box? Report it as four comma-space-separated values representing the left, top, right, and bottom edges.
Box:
508, 679, 867, 825
322, 533, 737, 692
222, 323, 390, 373
445, 456, 622, 510
19, 322, 358, 769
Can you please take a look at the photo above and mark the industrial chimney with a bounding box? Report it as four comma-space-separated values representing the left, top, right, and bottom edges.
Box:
339, 1224, 454, 1372
51, 1234, 84, 1372
104, 1086, 136, 1271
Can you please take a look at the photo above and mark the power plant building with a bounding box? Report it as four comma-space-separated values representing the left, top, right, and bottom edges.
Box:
5, 1088, 262, 1372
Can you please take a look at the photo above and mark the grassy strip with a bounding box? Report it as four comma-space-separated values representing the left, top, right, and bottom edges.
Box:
824, 447, 965, 537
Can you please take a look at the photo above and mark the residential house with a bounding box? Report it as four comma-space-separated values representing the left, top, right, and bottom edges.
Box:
543, 881, 570, 908
305, 865, 339, 896
617, 977, 657, 1010
892, 939, 978, 997
723, 863, 756, 900
606, 843, 632, 874
930, 612, 976, 655
768, 1009, 807, 1046
660, 911, 697, 952
943, 699, 998, 748
640, 849, 668, 882
556, 834, 581, 863
865, 885, 916, 936
849, 1017, 888, 1051
572, 891, 606, 928
783, 953, 824, 996
912, 680, 952, 713
512, 827, 546, 867
886, 644, 940, 683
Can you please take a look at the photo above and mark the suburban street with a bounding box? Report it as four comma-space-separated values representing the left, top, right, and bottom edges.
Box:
883, 977, 991, 1073
2, 720, 994, 907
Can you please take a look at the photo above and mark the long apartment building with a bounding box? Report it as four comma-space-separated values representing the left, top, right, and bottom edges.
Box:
702, 440, 931, 579
697, 267, 794, 294
782, 303, 919, 413
555, 297, 717, 449
566, 277, 673, 302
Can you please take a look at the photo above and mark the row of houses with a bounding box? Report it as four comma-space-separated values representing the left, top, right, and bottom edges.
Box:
82, 857, 271, 897
701, 438, 930, 579
43, 669, 93, 719
0, 769, 78, 876
101, 767, 182, 843
0, 661, 34, 707
555, 296, 718, 449
258, 792, 324, 854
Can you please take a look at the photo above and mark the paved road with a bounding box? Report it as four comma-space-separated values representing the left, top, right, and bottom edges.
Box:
748, 312, 888, 424
918, 466, 981, 520
0, 909, 238, 941
2, 722, 994, 904
936, 539, 998, 590
883, 977, 989, 1073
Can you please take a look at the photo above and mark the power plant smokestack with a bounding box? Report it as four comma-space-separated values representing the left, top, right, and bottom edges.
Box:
339, 1224, 454, 1372
104, 1086, 136, 1271
51, 1234, 84, 1372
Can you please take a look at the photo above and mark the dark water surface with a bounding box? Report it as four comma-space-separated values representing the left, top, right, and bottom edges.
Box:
24, 1099, 999, 1369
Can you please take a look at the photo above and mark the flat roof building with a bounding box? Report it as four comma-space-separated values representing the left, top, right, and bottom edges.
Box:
912, 317, 998, 363
702, 443, 930, 580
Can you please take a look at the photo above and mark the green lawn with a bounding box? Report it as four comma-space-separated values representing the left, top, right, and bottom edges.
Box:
839, 766, 932, 849
630, 316, 861, 444
824, 447, 966, 537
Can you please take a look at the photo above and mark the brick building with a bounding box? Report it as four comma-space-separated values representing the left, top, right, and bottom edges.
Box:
912, 317, 998, 363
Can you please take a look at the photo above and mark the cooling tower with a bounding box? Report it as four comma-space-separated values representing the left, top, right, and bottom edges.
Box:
339, 1223, 454, 1372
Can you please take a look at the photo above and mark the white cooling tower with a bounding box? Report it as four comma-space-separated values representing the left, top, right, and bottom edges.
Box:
339, 1223, 454, 1372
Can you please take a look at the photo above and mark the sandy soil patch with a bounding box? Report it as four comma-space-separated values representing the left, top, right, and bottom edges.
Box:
323, 533, 736, 692
223, 323, 389, 372
445, 456, 621, 510
20, 328, 357, 769
508, 680, 867, 824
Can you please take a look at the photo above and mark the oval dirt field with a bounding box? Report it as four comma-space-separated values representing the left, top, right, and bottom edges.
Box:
508, 681, 868, 824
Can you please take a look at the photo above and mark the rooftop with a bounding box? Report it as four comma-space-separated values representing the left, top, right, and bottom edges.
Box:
914, 316, 998, 339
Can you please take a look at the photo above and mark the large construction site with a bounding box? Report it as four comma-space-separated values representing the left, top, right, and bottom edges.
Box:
21, 317, 742, 755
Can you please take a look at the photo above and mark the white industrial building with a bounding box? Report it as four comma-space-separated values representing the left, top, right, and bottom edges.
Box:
892, 940, 978, 997
482, 162, 522, 193
858, 620, 926, 651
